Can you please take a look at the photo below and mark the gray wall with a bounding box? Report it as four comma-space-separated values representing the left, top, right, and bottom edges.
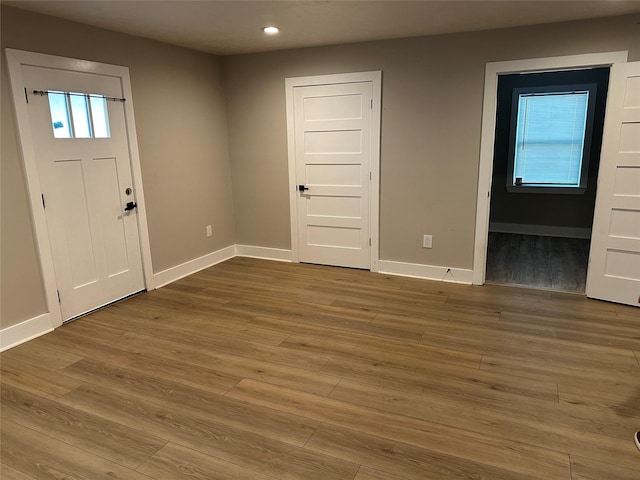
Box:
1, 6, 236, 329
222, 15, 639, 268
2, 5, 639, 330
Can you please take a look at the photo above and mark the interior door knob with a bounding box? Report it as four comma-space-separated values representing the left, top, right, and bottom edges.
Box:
298, 185, 309, 192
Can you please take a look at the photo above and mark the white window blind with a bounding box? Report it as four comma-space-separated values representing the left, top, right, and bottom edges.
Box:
513, 91, 589, 187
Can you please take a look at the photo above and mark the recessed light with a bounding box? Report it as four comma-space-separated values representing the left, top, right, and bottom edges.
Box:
261, 26, 279, 35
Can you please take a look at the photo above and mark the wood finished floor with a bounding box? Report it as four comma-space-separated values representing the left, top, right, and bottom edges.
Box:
2, 257, 639, 480
485, 233, 590, 293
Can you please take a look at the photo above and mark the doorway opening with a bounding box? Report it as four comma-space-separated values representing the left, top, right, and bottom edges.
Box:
485, 67, 610, 293
472, 51, 632, 298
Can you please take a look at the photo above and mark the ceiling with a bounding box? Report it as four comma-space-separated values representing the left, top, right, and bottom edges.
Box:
6, 1, 640, 55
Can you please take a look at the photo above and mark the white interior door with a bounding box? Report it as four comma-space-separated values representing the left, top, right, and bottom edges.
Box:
293, 81, 373, 269
21, 65, 145, 321
586, 61, 640, 307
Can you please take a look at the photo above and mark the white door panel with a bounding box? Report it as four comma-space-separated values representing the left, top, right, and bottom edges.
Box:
22, 65, 144, 320
586, 61, 640, 307
294, 82, 373, 269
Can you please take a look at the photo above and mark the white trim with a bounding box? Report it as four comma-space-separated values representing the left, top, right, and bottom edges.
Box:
235, 245, 292, 262
5, 49, 61, 327
378, 260, 473, 285
473, 51, 629, 285
4, 49, 154, 326
153, 245, 236, 288
489, 222, 592, 239
285, 71, 382, 272
370, 74, 382, 272
0, 314, 54, 352
285, 79, 300, 264
119, 67, 155, 291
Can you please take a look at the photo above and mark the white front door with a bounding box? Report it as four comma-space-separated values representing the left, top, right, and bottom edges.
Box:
292, 81, 374, 269
22, 65, 145, 321
586, 61, 640, 307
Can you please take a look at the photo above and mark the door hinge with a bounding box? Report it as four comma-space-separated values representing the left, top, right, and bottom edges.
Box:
24, 88, 29, 104
41, 194, 46, 208
57, 290, 61, 303
369, 238, 372, 246
369, 171, 372, 180
370, 98, 373, 109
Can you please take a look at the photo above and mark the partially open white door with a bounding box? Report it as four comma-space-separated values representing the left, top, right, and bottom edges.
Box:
21, 65, 145, 320
292, 81, 374, 269
586, 61, 640, 307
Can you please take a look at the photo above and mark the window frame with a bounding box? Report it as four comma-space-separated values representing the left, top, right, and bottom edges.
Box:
46, 91, 112, 139
506, 83, 598, 194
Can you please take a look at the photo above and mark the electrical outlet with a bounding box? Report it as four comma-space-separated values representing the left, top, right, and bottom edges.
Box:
206, 225, 213, 237
422, 234, 433, 249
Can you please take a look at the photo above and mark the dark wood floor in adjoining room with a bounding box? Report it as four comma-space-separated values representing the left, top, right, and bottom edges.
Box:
486, 232, 591, 293
2, 257, 640, 480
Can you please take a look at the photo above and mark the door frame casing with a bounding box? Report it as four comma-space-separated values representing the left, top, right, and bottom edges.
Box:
285, 71, 382, 271
5, 48, 154, 328
472, 51, 628, 285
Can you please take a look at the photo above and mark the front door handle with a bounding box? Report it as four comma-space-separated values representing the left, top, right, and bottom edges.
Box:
298, 185, 309, 192
124, 201, 137, 212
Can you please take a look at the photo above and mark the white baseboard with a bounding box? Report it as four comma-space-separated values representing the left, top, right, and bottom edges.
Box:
235, 245, 292, 262
153, 245, 236, 288
4, 248, 473, 351
153, 244, 293, 289
0, 313, 54, 352
378, 260, 473, 284
489, 222, 591, 239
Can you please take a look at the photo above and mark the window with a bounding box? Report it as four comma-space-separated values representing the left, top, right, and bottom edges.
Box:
89, 95, 111, 138
47, 91, 111, 139
69, 93, 92, 138
507, 84, 597, 193
48, 92, 72, 139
